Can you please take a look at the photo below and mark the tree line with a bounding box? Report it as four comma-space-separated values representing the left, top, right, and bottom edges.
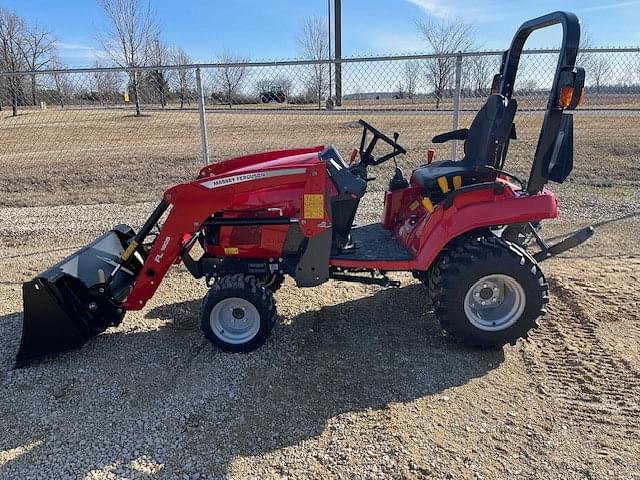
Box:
0, 8, 57, 116
0, 1, 619, 116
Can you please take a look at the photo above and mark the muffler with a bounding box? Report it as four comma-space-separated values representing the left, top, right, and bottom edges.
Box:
16, 224, 143, 367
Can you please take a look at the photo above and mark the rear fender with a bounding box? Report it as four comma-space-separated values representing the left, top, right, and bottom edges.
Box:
405, 186, 559, 271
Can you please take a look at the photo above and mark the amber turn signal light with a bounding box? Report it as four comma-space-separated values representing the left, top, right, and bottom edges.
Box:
559, 86, 584, 108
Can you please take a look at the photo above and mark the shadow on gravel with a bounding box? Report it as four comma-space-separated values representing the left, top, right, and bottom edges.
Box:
0, 284, 504, 477
145, 283, 505, 474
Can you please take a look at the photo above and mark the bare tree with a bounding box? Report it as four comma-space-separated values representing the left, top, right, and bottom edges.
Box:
144, 36, 170, 107
171, 47, 193, 108
416, 17, 475, 109
98, 0, 159, 116
49, 54, 73, 108
403, 60, 420, 101
278, 77, 294, 98
0, 75, 5, 111
576, 27, 594, 72
354, 85, 363, 106
470, 55, 495, 96
0, 8, 28, 116
590, 55, 611, 93
22, 23, 56, 106
519, 78, 539, 93
297, 16, 329, 109
93, 61, 121, 106
214, 49, 248, 108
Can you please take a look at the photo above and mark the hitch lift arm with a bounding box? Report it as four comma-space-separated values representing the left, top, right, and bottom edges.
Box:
529, 223, 594, 262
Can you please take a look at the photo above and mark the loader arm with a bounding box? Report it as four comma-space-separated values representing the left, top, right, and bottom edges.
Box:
123, 162, 330, 309
122, 188, 215, 310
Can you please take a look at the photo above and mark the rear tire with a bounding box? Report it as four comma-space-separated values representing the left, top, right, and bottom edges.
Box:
430, 237, 548, 348
418, 232, 490, 305
201, 274, 277, 352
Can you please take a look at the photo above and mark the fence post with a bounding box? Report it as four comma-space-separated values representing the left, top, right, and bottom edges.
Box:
451, 54, 463, 161
195, 67, 210, 165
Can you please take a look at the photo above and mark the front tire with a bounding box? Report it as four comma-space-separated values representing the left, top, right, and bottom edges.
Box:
430, 237, 548, 348
201, 274, 277, 352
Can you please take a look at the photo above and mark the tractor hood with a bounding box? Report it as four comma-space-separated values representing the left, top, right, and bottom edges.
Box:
197, 146, 325, 179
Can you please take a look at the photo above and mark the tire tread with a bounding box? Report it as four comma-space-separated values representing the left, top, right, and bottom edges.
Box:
201, 274, 277, 352
430, 236, 548, 348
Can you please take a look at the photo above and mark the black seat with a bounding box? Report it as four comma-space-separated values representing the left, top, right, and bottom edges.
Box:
412, 95, 518, 192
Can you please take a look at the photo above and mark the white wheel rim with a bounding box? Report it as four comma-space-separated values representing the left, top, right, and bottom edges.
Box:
463, 274, 526, 332
210, 297, 261, 344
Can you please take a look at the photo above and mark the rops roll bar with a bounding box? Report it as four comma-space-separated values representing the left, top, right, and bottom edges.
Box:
494, 12, 584, 193
498, 11, 581, 105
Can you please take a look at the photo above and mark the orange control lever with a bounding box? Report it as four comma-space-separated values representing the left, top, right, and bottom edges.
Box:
426, 149, 435, 164
350, 148, 359, 164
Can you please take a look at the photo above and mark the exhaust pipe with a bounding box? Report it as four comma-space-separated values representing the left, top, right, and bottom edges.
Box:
15, 224, 143, 367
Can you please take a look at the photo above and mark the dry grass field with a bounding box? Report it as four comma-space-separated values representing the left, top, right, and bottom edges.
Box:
0, 106, 639, 479
1, 106, 638, 206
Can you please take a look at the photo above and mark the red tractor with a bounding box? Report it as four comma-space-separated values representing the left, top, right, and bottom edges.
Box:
16, 12, 593, 366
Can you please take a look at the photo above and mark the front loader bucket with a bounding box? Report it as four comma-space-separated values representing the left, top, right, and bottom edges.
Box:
16, 225, 141, 367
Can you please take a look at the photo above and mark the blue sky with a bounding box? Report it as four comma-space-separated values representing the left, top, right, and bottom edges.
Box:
4, 0, 640, 66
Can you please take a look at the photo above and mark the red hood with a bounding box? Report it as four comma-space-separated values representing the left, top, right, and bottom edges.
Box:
198, 146, 325, 178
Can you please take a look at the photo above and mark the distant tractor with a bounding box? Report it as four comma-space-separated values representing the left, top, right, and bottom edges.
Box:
260, 85, 286, 104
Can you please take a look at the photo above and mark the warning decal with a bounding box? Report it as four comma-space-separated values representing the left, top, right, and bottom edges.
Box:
304, 194, 325, 219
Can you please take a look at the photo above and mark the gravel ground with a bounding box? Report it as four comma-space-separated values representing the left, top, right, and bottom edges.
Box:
1, 140, 639, 480
1, 187, 639, 479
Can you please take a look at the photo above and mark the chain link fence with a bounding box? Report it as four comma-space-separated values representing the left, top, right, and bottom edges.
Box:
0, 48, 638, 205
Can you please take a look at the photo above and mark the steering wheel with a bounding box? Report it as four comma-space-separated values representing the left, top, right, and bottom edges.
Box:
358, 119, 407, 166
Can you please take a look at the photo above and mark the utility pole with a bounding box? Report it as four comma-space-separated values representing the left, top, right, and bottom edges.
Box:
334, 0, 342, 106
328, 0, 332, 101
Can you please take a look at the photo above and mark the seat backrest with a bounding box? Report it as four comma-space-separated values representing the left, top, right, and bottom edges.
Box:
462, 95, 518, 168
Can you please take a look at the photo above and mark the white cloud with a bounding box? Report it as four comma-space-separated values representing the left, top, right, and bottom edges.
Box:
368, 32, 426, 53
405, 0, 452, 17
583, 0, 640, 12
404, 0, 504, 22
56, 41, 94, 51
55, 41, 98, 60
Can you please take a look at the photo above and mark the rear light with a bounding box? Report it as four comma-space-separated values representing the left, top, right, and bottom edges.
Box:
558, 87, 572, 108
557, 67, 585, 110
559, 86, 584, 108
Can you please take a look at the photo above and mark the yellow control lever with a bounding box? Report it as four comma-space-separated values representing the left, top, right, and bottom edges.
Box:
437, 176, 450, 194
422, 197, 435, 214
